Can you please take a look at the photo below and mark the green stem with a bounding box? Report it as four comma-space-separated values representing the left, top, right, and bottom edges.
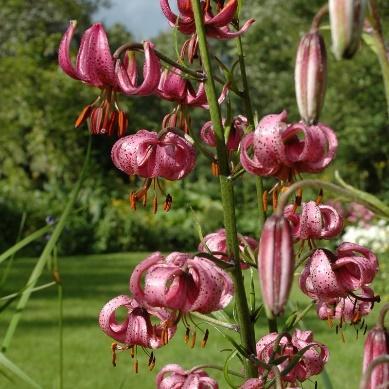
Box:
1, 137, 92, 352
191, 0, 257, 378
236, 36, 266, 231
267, 318, 278, 333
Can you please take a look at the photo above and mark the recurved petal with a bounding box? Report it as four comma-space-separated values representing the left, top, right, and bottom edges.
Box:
129, 252, 165, 301
319, 204, 343, 238
298, 201, 322, 239
98, 294, 135, 343
206, 18, 255, 40
307, 249, 347, 299
58, 20, 79, 80
205, 0, 237, 27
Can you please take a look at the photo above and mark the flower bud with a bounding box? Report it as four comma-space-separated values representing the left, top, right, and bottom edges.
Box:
329, 0, 368, 60
258, 215, 294, 317
295, 31, 327, 124
362, 304, 389, 389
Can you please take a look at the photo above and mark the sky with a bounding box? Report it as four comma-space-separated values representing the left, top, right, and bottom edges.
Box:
93, 0, 173, 39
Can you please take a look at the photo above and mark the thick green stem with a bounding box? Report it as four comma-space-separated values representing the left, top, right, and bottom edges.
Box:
236, 36, 266, 231
191, 0, 257, 378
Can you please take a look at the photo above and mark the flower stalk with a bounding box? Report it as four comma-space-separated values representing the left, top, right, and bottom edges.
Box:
191, 0, 257, 377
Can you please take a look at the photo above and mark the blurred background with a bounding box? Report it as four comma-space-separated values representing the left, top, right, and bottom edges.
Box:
0, 1, 388, 388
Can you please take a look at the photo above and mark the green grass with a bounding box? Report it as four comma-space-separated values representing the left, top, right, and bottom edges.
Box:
0, 252, 386, 389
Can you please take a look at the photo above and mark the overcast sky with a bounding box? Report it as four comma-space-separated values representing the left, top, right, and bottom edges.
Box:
93, 0, 172, 39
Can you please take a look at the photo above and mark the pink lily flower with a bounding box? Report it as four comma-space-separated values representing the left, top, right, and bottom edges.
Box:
299, 242, 379, 303
200, 116, 247, 151
111, 129, 196, 211
157, 68, 228, 109
316, 286, 375, 325
160, 0, 255, 40
130, 252, 233, 313
198, 228, 257, 268
240, 111, 338, 181
98, 295, 177, 348
111, 129, 196, 180
284, 201, 343, 240
256, 330, 329, 383
115, 42, 161, 96
156, 364, 218, 388
58, 21, 160, 136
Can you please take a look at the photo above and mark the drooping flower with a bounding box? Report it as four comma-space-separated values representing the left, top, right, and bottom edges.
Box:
316, 286, 375, 325
114, 41, 161, 96
240, 111, 338, 181
299, 243, 380, 318
58, 21, 161, 136
329, 0, 368, 60
256, 330, 329, 383
294, 31, 327, 124
130, 252, 233, 313
111, 129, 196, 211
160, 0, 255, 40
258, 215, 294, 317
98, 295, 177, 349
284, 201, 343, 240
156, 364, 218, 389
198, 228, 257, 268
157, 68, 228, 109
362, 304, 389, 389
200, 116, 247, 151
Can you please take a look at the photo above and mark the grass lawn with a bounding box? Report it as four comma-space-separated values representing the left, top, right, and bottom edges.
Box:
0, 252, 386, 389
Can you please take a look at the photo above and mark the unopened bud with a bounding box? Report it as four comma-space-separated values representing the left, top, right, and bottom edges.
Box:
362, 304, 389, 388
329, 0, 368, 60
258, 215, 294, 317
295, 31, 327, 124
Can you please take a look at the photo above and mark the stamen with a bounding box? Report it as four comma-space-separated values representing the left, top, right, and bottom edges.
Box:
111, 343, 117, 367
363, 324, 368, 335
129, 192, 137, 210
117, 111, 128, 137
184, 327, 190, 344
272, 189, 278, 210
152, 194, 158, 214
200, 329, 209, 348
75, 105, 93, 128
163, 194, 173, 212
130, 345, 135, 359
327, 315, 333, 328
211, 161, 220, 176
316, 189, 324, 204
335, 325, 339, 334
134, 359, 139, 374
262, 190, 268, 212
190, 330, 196, 349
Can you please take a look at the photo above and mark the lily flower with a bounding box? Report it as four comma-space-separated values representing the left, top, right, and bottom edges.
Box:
284, 201, 343, 240
316, 286, 375, 325
129, 252, 233, 313
111, 129, 196, 211
299, 242, 379, 304
156, 364, 218, 388
98, 295, 177, 349
240, 111, 338, 181
200, 115, 247, 151
256, 330, 329, 383
160, 0, 255, 40
58, 21, 160, 136
198, 227, 257, 269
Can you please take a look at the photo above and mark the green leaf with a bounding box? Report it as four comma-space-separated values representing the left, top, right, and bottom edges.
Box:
1, 137, 91, 352
0, 352, 42, 388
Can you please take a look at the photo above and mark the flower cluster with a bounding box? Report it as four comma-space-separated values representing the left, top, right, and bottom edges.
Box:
240, 111, 338, 181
